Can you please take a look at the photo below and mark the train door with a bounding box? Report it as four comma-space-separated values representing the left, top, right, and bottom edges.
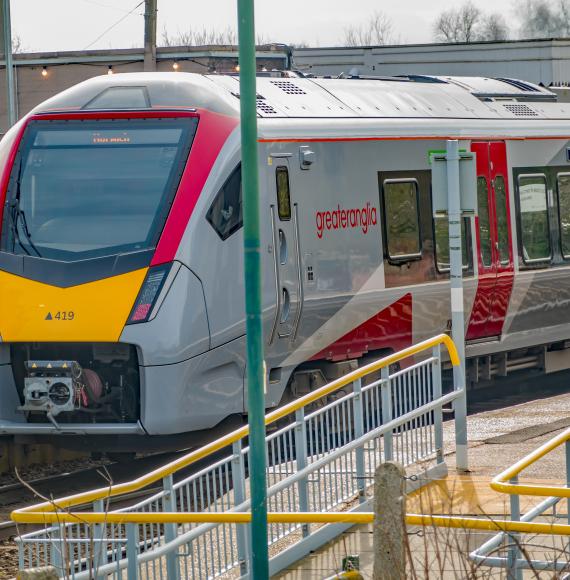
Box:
466, 141, 514, 340
268, 160, 302, 344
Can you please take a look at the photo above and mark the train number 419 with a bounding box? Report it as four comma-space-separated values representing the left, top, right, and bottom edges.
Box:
45, 311, 75, 321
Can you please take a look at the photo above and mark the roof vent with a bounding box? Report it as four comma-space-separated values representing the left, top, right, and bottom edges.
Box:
503, 103, 539, 117
496, 78, 537, 92
256, 96, 278, 115
270, 80, 307, 95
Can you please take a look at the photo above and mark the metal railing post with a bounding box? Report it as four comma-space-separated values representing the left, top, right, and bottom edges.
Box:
2, 0, 17, 127
93, 499, 106, 580
566, 440, 570, 526
294, 407, 310, 536
232, 439, 249, 576
381, 367, 393, 461
162, 474, 180, 580
353, 378, 366, 503
507, 476, 522, 580
126, 523, 139, 580
431, 345, 444, 464
50, 525, 63, 577
237, 0, 269, 576
446, 139, 468, 472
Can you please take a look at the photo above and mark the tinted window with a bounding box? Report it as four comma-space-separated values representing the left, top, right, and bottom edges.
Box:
558, 173, 570, 258
383, 180, 421, 259
477, 176, 492, 267
4, 118, 196, 261
207, 165, 242, 241
434, 217, 469, 271
276, 166, 291, 220
494, 175, 510, 264
518, 175, 550, 262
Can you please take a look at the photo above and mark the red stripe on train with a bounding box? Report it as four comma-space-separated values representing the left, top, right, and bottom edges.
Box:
151, 109, 238, 265
311, 293, 413, 362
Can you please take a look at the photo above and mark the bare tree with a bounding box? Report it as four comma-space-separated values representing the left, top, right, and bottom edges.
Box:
478, 14, 510, 41
433, 1, 482, 42
11, 33, 26, 54
160, 26, 237, 47
517, 0, 568, 37
343, 11, 398, 47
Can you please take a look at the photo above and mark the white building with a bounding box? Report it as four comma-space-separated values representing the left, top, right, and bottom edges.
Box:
292, 38, 570, 89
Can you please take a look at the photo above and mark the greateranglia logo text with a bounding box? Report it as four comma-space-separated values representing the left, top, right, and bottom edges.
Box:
316, 202, 378, 239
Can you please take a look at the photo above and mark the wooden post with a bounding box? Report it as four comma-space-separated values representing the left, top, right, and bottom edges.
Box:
373, 462, 407, 580
143, 0, 157, 72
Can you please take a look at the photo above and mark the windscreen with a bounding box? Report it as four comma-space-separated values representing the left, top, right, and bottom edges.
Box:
3, 117, 197, 261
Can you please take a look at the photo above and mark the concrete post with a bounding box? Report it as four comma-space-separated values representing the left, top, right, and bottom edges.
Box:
17, 568, 58, 580
373, 462, 406, 580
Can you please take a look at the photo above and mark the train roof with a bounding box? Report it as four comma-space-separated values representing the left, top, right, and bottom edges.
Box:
29, 71, 570, 122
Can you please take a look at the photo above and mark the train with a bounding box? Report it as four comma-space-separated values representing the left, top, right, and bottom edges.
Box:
0, 71, 568, 450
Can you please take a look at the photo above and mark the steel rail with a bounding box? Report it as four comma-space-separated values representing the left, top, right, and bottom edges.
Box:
11, 333, 459, 523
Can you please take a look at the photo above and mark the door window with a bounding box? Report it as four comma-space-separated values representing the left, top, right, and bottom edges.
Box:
276, 166, 291, 221
518, 175, 550, 262
382, 180, 421, 260
477, 176, 492, 267
434, 217, 469, 271
558, 173, 570, 258
494, 175, 510, 264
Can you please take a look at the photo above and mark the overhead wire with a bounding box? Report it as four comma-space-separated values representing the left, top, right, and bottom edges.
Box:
83, 0, 144, 51
78, 0, 135, 14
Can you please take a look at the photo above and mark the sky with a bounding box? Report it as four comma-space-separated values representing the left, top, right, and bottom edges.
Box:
11, 0, 515, 53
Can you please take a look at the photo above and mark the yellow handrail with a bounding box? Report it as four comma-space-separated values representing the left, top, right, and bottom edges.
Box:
491, 426, 570, 497
12, 509, 570, 537
11, 333, 459, 524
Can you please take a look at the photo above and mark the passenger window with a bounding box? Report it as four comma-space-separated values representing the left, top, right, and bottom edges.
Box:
494, 175, 510, 264
477, 176, 492, 267
518, 175, 550, 262
558, 173, 570, 258
276, 166, 291, 220
206, 165, 242, 240
383, 180, 421, 260
434, 217, 469, 271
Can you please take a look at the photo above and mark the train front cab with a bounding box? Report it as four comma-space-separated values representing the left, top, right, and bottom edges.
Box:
0, 108, 225, 444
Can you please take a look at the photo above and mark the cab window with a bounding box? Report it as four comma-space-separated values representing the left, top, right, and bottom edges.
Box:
206, 165, 242, 240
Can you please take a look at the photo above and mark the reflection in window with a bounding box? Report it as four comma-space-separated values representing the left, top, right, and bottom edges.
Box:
558, 174, 570, 258
206, 165, 242, 240
518, 175, 550, 262
276, 166, 291, 220
434, 217, 469, 271
383, 180, 421, 259
494, 175, 510, 264
477, 176, 492, 267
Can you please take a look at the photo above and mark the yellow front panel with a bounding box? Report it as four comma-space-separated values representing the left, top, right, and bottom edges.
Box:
0, 268, 148, 342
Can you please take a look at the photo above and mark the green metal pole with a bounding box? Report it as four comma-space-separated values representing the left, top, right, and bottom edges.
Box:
237, 1, 269, 578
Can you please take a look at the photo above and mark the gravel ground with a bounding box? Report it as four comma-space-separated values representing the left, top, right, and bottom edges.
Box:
0, 455, 112, 488
0, 540, 19, 580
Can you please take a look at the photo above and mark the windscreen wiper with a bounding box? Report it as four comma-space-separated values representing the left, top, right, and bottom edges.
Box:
9, 159, 42, 258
